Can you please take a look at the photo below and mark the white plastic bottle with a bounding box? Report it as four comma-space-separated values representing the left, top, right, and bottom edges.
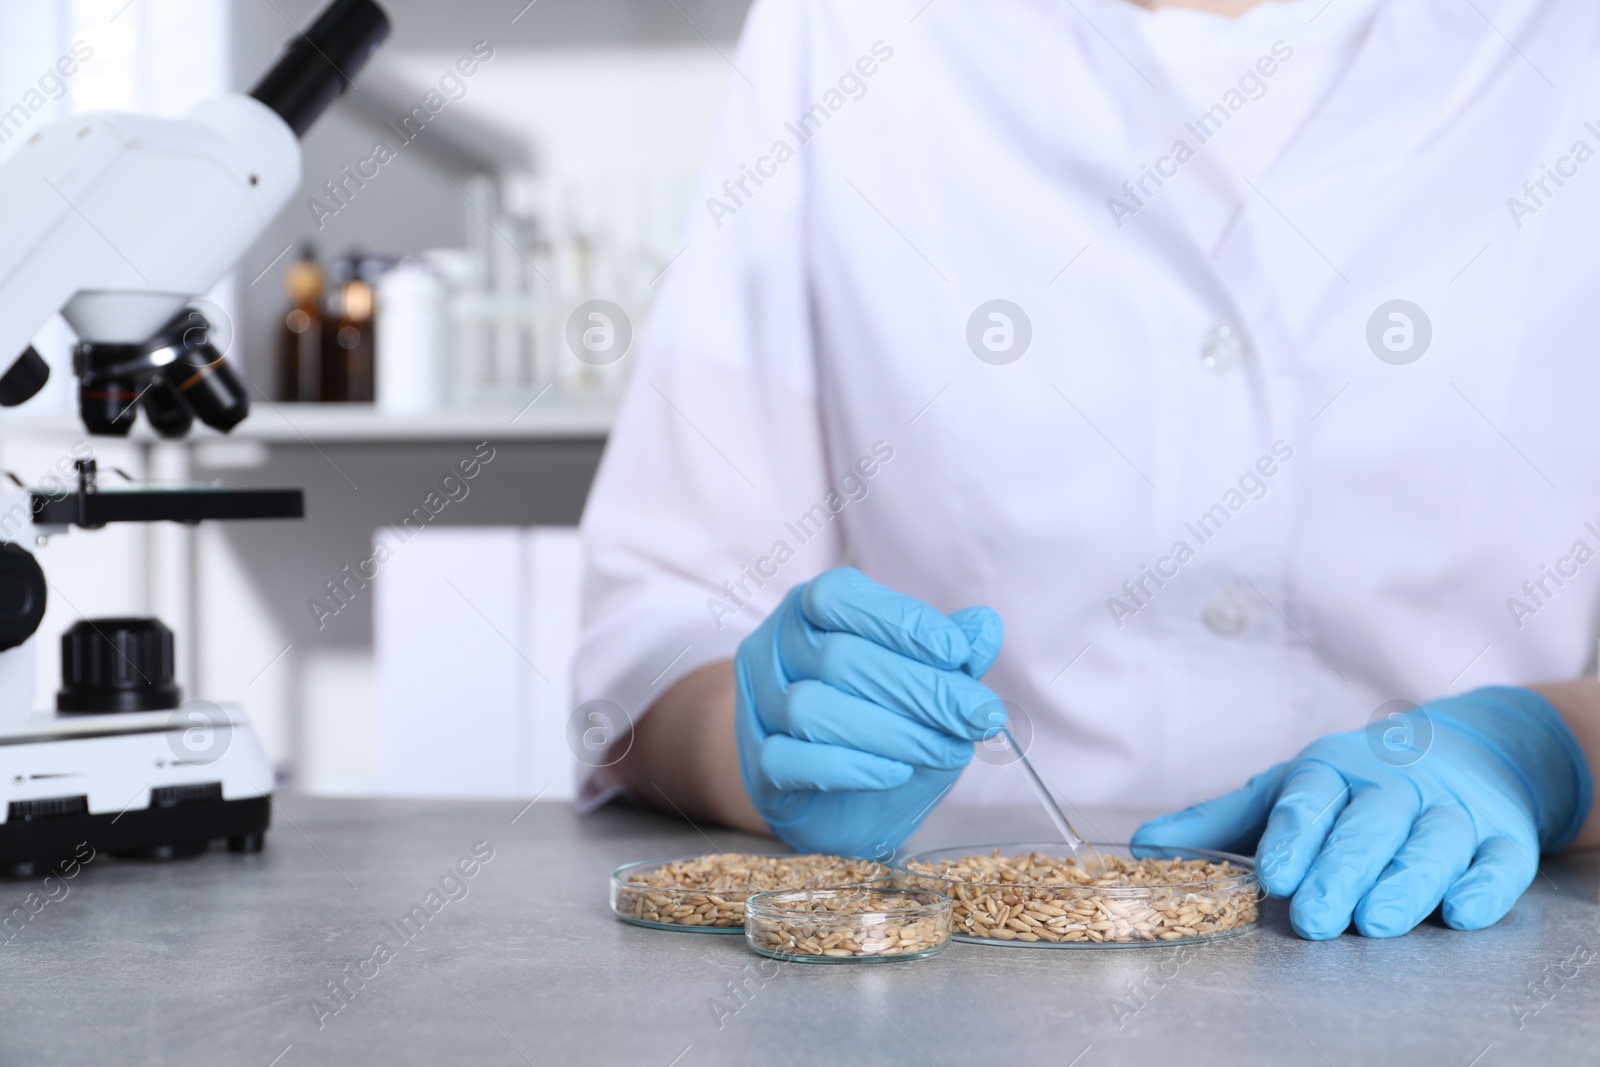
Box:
375, 258, 446, 413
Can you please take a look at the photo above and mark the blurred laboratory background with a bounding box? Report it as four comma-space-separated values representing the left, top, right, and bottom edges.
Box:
0, 0, 751, 799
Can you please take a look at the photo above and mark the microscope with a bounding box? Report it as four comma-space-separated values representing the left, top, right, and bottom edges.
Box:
0, 0, 389, 875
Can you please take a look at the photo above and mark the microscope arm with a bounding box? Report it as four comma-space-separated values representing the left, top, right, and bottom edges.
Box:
0, 0, 388, 408
0, 96, 300, 358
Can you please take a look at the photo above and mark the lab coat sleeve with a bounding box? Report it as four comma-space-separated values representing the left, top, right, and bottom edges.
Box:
573, 0, 840, 808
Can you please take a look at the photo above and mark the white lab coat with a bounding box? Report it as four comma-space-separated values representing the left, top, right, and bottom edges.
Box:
576, 0, 1600, 813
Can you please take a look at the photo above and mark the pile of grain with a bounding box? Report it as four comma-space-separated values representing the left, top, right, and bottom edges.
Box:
747, 889, 950, 959
898, 850, 1259, 943
615, 853, 888, 929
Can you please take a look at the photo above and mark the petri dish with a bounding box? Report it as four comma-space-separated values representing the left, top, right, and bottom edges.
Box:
896, 842, 1261, 948
610, 852, 892, 934
744, 887, 952, 963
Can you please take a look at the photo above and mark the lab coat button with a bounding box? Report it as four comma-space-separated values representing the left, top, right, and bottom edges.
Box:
1202, 593, 1251, 636
1200, 325, 1243, 372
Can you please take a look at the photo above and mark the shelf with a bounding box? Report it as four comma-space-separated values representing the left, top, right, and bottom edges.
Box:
0, 398, 617, 445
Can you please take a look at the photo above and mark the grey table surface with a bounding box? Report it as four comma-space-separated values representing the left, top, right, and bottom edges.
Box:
2, 796, 1597, 1067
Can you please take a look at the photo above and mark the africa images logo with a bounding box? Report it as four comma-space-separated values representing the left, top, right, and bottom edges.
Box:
1365, 300, 1431, 366
966, 301, 1032, 366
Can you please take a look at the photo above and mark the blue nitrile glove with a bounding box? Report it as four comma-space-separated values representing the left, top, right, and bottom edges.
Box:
1132, 687, 1591, 940
734, 567, 1004, 858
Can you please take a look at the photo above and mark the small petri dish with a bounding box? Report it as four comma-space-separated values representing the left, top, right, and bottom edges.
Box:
610, 852, 892, 934
744, 887, 952, 963
896, 842, 1261, 948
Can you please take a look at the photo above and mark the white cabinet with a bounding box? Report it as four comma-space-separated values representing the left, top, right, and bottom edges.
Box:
373, 525, 581, 799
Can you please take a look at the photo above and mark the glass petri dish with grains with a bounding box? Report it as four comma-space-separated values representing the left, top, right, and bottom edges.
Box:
744, 887, 952, 963
611, 852, 892, 933
896, 842, 1261, 947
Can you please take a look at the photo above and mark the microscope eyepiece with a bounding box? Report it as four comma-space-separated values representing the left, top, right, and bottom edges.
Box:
249, 0, 390, 138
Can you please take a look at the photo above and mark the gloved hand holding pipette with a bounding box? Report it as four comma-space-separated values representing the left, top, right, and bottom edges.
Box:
733, 567, 1005, 857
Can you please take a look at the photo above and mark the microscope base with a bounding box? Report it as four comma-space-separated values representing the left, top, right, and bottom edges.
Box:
0, 794, 270, 876
0, 703, 276, 878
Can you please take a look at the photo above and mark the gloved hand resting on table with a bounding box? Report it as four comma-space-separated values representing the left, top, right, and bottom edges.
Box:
734, 567, 1004, 858
1132, 687, 1592, 940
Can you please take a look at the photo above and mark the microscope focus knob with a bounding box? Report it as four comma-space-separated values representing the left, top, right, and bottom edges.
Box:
58, 617, 182, 714
0, 543, 46, 652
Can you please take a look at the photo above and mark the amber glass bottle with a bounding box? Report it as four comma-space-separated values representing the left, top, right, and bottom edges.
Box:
322, 259, 375, 403
277, 249, 324, 401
